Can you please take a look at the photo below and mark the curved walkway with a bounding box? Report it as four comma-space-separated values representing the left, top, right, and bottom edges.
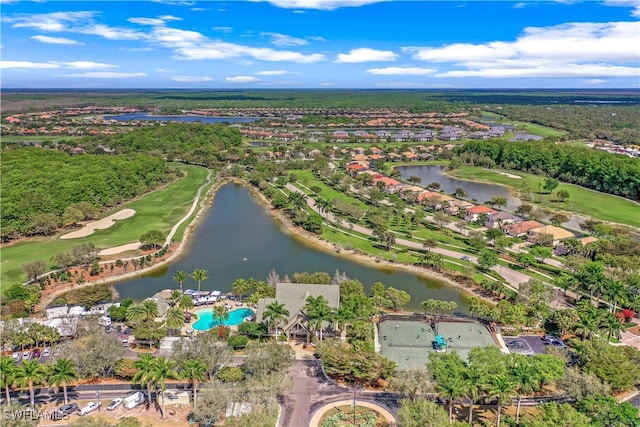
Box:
308, 399, 396, 427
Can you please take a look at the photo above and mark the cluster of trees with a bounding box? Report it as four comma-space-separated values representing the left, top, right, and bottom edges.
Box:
391, 346, 639, 427
1, 148, 168, 241
86, 123, 241, 166
488, 105, 640, 145
454, 140, 640, 200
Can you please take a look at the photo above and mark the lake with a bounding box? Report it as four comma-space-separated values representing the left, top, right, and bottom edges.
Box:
397, 165, 521, 209
104, 113, 260, 123
113, 183, 473, 313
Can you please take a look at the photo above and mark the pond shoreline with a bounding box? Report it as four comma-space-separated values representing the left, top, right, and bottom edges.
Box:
41, 177, 498, 309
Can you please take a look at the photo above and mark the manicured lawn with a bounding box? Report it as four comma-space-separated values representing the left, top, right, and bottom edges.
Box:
293, 170, 369, 210
1, 163, 210, 287
447, 166, 640, 228
478, 111, 566, 137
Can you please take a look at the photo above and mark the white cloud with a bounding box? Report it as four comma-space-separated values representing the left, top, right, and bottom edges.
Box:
151, 0, 194, 5
603, 0, 640, 17
128, 15, 182, 26
5, 11, 94, 32
82, 24, 145, 40
255, 70, 289, 75
30, 35, 82, 45
258, 0, 386, 10
212, 26, 233, 33
514, 2, 527, 8
583, 78, 609, 84
59, 61, 118, 69
335, 48, 397, 63
436, 63, 639, 78
410, 21, 640, 63
367, 66, 437, 75
172, 75, 214, 82
409, 21, 640, 79
225, 75, 262, 83
0, 60, 59, 69
58, 72, 147, 78
261, 32, 307, 47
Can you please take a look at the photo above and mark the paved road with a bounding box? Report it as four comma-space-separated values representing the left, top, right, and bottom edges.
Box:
285, 184, 531, 288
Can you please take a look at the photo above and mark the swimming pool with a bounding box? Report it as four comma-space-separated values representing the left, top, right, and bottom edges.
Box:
192, 308, 255, 331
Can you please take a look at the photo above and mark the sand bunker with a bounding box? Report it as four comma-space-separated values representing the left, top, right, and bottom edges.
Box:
61, 209, 136, 239
493, 170, 522, 179
99, 242, 141, 256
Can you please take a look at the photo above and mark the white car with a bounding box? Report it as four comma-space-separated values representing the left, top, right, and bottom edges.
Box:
11, 352, 21, 362
22, 350, 32, 361
106, 398, 123, 411
78, 401, 101, 416
42, 347, 52, 358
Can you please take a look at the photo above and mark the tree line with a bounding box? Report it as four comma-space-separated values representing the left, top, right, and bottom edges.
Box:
84, 123, 242, 166
0, 148, 169, 241
454, 140, 640, 200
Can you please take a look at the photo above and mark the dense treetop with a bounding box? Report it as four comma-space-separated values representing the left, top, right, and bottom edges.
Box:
85, 123, 241, 165
454, 140, 640, 200
0, 148, 168, 239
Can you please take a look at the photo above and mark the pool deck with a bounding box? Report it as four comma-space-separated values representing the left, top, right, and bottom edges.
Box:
181, 300, 255, 334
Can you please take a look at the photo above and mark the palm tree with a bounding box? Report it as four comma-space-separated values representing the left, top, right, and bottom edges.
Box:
263, 301, 290, 339
167, 289, 182, 307
467, 297, 481, 319
49, 359, 78, 405
438, 376, 467, 424
142, 299, 159, 320
0, 357, 15, 406
315, 197, 332, 218
126, 303, 147, 322
213, 305, 229, 326
173, 270, 188, 293
191, 269, 209, 293
421, 299, 438, 317
232, 279, 251, 303
180, 360, 207, 409
178, 294, 194, 313
13, 359, 48, 407
606, 279, 627, 313
602, 312, 623, 341
307, 303, 334, 342
288, 191, 307, 214
153, 357, 179, 419
509, 361, 539, 423
446, 301, 458, 318
462, 365, 485, 425
485, 375, 515, 427
574, 308, 601, 341
133, 354, 158, 408
334, 306, 354, 340
164, 307, 185, 334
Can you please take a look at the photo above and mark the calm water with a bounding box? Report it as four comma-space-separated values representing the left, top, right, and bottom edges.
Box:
104, 113, 260, 123
397, 165, 521, 210
192, 308, 254, 331
114, 183, 472, 313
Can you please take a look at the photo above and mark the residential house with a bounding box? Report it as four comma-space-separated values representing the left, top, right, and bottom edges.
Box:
527, 225, 575, 246
469, 131, 490, 140
485, 212, 521, 228
464, 205, 498, 222
255, 283, 340, 341
445, 199, 474, 215
502, 220, 544, 237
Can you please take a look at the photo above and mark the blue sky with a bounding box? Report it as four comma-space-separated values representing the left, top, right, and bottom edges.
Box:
1, 0, 639, 88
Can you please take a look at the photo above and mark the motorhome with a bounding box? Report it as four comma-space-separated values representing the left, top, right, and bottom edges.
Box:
123, 391, 145, 409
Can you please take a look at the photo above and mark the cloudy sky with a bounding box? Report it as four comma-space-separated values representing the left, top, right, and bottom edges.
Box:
1, 0, 638, 88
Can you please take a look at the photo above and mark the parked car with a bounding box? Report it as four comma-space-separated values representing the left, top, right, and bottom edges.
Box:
42, 347, 52, 358
22, 350, 32, 361
32, 348, 41, 359
11, 352, 21, 362
106, 398, 123, 411
507, 340, 524, 349
461, 255, 471, 261
78, 401, 101, 416
235, 301, 243, 307
52, 403, 78, 420
122, 339, 129, 348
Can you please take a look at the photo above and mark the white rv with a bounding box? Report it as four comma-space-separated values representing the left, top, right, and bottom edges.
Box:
123, 391, 145, 409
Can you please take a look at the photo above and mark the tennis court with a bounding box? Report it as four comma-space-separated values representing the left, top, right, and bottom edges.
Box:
378, 318, 498, 369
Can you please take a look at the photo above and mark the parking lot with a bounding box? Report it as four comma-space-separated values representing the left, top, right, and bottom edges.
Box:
503, 335, 550, 355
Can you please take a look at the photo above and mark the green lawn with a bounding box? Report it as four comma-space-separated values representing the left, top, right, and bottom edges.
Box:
446, 166, 640, 228
293, 170, 369, 210
477, 111, 566, 137
1, 163, 210, 287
